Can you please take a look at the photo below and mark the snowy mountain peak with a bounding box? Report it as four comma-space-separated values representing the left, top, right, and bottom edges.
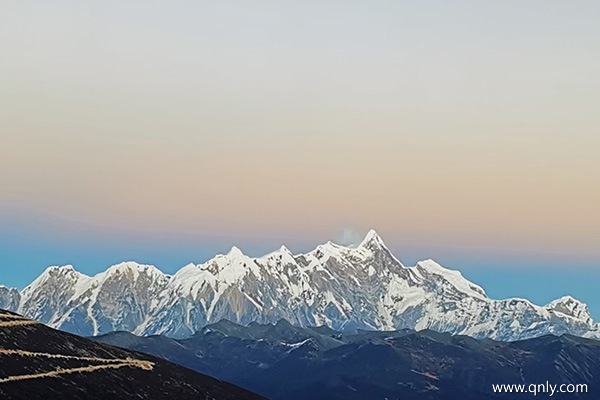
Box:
312, 241, 343, 257
550, 295, 580, 305
102, 261, 168, 281
27, 265, 86, 289
416, 259, 487, 299
44, 264, 78, 275
359, 229, 386, 249
0, 286, 20, 311
261, 245, 295, 262
226, 246, 245, 258
546, 296, 592, 322
278, 245, 292, 254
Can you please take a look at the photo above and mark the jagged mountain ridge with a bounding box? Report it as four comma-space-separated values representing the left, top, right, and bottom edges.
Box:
1, 230, 598, 341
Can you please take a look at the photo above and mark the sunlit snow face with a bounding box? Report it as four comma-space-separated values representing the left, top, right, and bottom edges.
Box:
6, 230, 597, 342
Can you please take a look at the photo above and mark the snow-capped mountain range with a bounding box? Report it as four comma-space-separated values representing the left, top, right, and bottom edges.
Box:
1, 230, 598, 341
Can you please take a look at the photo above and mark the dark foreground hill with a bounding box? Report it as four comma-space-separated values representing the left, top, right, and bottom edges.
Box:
95, 319, 600, 400
0, 310, 263, 400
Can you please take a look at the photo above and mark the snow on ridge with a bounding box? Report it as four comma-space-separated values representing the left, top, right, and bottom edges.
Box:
547, 295, 585, 307
225, 246, 245, 258
259, 245, 294, 258
359, 229, 386, 247
21, 265, 89, 294
100, 261, 171, 282
415, 259, 487, 300
2, 230, 597, 341
546, 295, 592, 322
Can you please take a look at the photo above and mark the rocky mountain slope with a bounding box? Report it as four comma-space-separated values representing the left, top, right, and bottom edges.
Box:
1, 231, 598, 341
0, 309, 263, 400
95, 319, 600, 400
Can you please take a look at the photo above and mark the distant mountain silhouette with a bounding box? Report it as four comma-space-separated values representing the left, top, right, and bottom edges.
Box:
96, 319, 600, 400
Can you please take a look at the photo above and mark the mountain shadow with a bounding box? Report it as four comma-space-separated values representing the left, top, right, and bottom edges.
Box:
95, 319, 600, 400
0, 310, 264, 400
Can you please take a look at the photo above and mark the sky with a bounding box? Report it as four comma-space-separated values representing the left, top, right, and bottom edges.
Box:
1, 2, 599, 315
